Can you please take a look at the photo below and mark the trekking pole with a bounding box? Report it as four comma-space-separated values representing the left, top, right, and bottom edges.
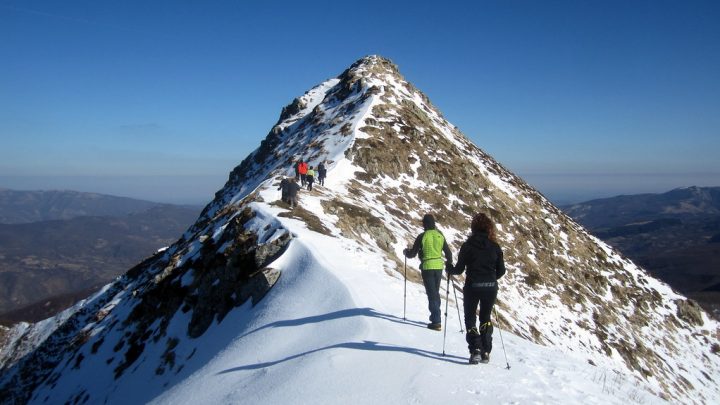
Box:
442, 274, 450, 356
403, 256, 407, 321
494, 306, 510, 369
450, 276, 464, 333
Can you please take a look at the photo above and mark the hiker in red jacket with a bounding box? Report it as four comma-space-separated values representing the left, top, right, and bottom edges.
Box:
298, 160, 308, 187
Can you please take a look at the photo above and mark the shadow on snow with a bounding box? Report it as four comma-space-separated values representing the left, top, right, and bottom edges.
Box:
238, 307, 428, 339
219, 307, 467, 373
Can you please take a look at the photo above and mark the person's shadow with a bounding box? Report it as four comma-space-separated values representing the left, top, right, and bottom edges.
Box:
218, 307, 467, 374
237, 307, 426, 339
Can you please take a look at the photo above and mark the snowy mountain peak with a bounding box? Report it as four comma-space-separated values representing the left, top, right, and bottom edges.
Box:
2, 56, 719, 404
346, 54, 402, 81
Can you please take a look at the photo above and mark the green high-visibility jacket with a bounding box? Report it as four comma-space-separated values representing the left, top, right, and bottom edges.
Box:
406, 228, 452, 270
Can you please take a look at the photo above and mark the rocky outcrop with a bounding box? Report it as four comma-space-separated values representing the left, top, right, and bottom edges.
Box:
322, 199, 396, 254
0, 203, 289, 403
677, 298, 704, 326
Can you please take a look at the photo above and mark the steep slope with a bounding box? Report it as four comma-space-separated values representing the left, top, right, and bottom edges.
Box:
562, 187, 720, 319
0, 56, 718, 404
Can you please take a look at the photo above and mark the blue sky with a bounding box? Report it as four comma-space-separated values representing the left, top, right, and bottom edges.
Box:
1, 0, 718, 204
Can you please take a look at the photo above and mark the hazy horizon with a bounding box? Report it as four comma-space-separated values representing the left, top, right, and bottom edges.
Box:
2, 172, 717, 206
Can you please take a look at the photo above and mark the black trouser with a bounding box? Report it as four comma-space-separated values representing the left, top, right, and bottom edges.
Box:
421, 270, 443, 324
463, 285, 497, 354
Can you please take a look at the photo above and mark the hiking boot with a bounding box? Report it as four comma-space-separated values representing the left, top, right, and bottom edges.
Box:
480, 352, 490, 364
469, 350, 482, 365
427, 323, 442, 331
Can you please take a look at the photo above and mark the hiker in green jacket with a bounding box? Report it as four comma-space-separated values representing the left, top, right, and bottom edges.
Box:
306, 166, 315, 191
404, 214, 453, 331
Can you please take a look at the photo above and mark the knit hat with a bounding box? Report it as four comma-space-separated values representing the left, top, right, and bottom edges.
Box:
422, 214, 436, 230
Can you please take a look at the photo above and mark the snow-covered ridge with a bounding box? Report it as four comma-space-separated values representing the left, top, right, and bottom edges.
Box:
1, 55, 718, 404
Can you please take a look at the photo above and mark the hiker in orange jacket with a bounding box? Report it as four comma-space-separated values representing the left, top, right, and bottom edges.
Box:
298, 160, 308, 187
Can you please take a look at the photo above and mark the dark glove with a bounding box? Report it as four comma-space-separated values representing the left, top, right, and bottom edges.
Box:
445, 261, 454, 273
403, 248, 410, 257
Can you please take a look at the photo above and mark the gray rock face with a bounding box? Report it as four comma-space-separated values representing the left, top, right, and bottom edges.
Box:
323, 199, 396, 253
677, 299, 704, 326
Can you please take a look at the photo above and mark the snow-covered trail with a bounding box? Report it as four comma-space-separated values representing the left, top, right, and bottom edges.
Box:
148, 187, 665, 405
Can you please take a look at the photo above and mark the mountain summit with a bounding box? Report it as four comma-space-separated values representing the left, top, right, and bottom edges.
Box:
1, 55, 718, 404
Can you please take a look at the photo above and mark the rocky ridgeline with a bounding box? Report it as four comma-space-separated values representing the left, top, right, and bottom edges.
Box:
0, 56, 718, 404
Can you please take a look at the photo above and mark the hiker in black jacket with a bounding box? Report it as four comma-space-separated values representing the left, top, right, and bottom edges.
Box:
294, 158, 301, 182
285, 178, 301, 209
278, 177, 290, 203
318, 161, 327, 186
448, 212, 506, 364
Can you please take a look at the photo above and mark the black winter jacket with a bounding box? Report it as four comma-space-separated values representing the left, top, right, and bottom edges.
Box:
449, 232, 505, 287
286, 181, 301, 198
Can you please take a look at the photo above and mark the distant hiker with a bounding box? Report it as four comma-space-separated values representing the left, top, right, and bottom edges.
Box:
448, 213, 506, 364
404, 214, 453, 331
298, 160, 308, 186
306, 166, 315, 191
286, 178, 301, 209
278, 177, 291, 203
318, 161, 327, 186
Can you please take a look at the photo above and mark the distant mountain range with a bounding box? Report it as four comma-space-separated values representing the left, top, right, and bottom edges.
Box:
562, 186, 720, 317
0, 189, 201, 324
0, 188, 170, 224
